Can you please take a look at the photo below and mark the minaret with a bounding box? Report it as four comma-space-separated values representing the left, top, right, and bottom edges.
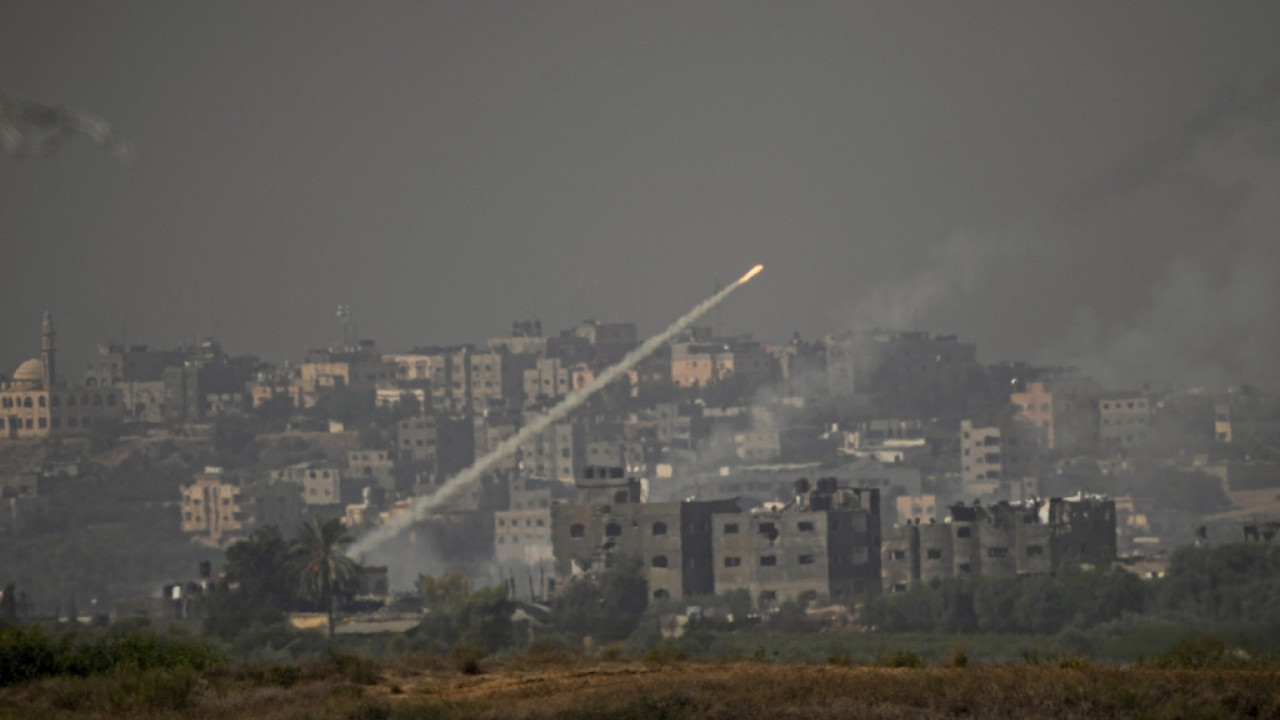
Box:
42, 311, 56, 390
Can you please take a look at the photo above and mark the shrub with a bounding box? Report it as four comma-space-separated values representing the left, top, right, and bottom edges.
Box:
874, 650, 926, 668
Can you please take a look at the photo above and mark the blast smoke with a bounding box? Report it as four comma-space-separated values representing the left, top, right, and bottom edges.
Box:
346, 263, 766, 559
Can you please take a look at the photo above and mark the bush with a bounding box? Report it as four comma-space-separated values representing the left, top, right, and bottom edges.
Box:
0, 625, 224, 687
1141, 635, 1274, 670
873, 650, 926, 668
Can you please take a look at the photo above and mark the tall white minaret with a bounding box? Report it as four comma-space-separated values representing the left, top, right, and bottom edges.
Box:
41, 311, 56, 389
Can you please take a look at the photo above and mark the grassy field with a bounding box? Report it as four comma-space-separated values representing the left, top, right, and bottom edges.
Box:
2, 648, 1279, 720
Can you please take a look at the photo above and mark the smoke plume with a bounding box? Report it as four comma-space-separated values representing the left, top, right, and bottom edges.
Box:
347, 264, 765, 558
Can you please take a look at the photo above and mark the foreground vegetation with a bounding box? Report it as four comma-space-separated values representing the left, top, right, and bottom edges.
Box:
0, 629, 1277, 720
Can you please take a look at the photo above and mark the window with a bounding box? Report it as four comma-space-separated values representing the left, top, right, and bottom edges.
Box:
987, 547, 1009, 558
758, 522, 776, 536
106, 394, 116, 406
760, 555, 777, 567
38, 396, 45, 407
92, 394, 103, 406
653, 588, 669, 599
1026, 545, 1043, 557
723, 556, 741, 568
797, 521, 815, 532
958, 563, 972, 574
37, 418, 46, 428
652, 522, 667, 536
23, 397, 32, 408
651, 555, 668, 568
569, 524, 585, 538
927, 548, 942, 560
798, 554, 815, 565
724, 523, 739, 534
605, 522, 622, 537
956, 527, 971, 538
889, 550, 905, 561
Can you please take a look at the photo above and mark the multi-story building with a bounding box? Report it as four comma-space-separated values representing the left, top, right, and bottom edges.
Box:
880, 495, 1116, 592
488, 319, 549, 357
551, 470, 881, 608
396, 415, 438, 463
300, 343, 396, 395
269, 461, 350, 507
1012, 381, 1056, 448
518, 416, 581, 484
2, 314, 124, 441
494, 507, 553, 567
180, 467, 303, 547
523, 357, 571, 402
1098, 392, 1150, 448
670, 341, 734, 389
711, 479, 881, 607
959, 420, 1003, 493
551, 469, 739, 601
83, 343, 183, 389
348, 449, 395, 491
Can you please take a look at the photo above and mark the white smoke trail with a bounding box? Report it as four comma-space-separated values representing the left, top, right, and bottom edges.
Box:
347, 264, 766, 558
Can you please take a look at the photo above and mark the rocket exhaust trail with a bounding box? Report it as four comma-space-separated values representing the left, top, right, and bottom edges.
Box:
347, 263, 766, 559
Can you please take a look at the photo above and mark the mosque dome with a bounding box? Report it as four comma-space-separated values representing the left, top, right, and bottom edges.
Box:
11, 358, 44, 387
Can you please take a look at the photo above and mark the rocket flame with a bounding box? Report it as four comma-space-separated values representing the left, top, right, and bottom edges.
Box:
738, 264, 765, 284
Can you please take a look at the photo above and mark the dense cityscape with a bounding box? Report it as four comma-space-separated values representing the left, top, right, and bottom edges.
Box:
4, 3, 1280, 717
2, 306, 1275, 637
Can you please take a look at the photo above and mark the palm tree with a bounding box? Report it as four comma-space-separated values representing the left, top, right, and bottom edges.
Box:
288, 518, 359, 638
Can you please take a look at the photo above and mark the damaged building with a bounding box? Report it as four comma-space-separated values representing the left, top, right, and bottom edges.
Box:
881, 494, 1116, 592
551, 468, 881, 608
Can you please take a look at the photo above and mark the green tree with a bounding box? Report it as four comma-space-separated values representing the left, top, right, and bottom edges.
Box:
552, 556, 648, 642
420, 571, 469, 612
201, 526, 294, 639
287, 518, 359, 638
455, 585, 516, 653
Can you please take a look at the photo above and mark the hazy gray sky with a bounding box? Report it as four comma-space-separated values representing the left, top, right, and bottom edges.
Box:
4, 3, 1279, 389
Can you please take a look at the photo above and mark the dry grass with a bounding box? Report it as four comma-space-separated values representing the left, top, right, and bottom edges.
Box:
2, 655, 1278, 719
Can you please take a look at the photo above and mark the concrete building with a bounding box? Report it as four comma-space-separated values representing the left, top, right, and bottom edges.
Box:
959, 420, 1003, 494
83, 343, 183, 389
1012, 381, 1056, 448
517, 416, 581, 484
551, 469, 881, 608
180, 467, 304, 547
881, 495, 1116, 592
495, 507, 553, 567
551, 483, 740, 601
670, 341, 734, 389
348, 449, 395, 491
269, 461, 354, 507
396, 414, 438, 463
2, 314, 124, 441
523, 357, 571, 402
712, 479, 881, 607
1099, 392, 1150, 448
300, 343, 396, 395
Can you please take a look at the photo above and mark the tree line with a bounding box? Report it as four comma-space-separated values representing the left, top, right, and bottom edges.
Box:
866, 542, 1280, 635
